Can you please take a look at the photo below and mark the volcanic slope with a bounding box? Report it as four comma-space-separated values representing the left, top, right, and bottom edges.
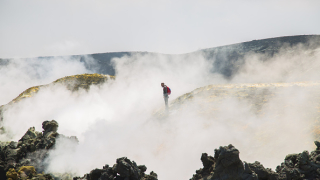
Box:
157, 81, 320, 114
155, 81, 320, 143
0, 73, 114, 122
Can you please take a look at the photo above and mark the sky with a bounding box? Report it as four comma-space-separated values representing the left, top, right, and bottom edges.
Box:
0, 0, 320, 58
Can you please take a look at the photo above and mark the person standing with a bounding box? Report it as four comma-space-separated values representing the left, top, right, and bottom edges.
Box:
161, 82, 169, 111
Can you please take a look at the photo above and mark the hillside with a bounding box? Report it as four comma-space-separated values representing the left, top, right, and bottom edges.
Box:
1, 35, 319, 78
199, 35, 320, 78
0, 73, 114, 122
155, 81, 320, 143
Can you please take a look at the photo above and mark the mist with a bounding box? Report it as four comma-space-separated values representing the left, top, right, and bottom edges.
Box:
1, 42, 320, 179
0, 56, 96, 105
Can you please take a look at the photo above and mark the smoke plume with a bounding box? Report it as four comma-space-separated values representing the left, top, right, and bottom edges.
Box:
1, 42, 320, 179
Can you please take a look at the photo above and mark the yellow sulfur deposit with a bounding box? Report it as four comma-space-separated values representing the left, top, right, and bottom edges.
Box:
53, 73, 115, 91
6, 168, 18, 180
18, 166, 37, 178
9, 73, 115, 104
12, 86, 40, 103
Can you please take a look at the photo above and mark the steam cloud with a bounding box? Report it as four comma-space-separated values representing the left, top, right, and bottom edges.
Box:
1, 42, 320, 179
0, 56, 96, 105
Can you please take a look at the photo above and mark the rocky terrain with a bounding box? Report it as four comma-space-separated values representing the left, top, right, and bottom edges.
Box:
3, 118, 320, 180
0, 120, 159, 180
190, 141, 320, 180
2, 119, 320, 180
0, 120, 74, 180
73, 158, 158, 180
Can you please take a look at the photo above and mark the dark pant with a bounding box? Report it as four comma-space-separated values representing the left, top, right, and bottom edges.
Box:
164, 95, 169, 111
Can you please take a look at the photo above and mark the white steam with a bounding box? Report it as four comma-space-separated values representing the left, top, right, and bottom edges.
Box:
0, 56, 96, 105
1, 44, 320, 179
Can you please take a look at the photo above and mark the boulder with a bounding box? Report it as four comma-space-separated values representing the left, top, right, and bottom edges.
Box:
315, 141, 320, 150
191, 144, 258, 180
113, 157, 140, 179
42, 120, 58, 138
248, 161, 279, 180
0, 120, 67, 180
74, 157, 157, 180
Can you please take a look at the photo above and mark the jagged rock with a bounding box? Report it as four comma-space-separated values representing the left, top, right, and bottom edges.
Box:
42, 120, 58, 138
274, 141, 320, 179
113, 157, 141, 179
315, 141, 320, 150
201, 153, 214, 169
138, 165, 147, 173
17, 120, 59, 153
191, 153, 215, 179
88, 168, 105, 180
19, 127, 38, 143
248, 161, 269, 179
74, 157, 157, 180
148, 171, 158, 180
0, 120, 72, 179
248, 161, 279, 180
190, 142, 320, 180
191, 144, 258, 180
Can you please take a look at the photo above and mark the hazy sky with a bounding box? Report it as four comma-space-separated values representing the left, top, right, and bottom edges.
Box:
1, 0, 320, 58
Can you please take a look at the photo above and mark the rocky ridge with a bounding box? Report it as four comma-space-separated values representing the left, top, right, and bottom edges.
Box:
1, 35, 319, 78
190, 141, 320, 180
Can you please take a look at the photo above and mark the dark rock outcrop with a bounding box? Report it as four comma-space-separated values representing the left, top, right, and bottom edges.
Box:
0, 120, 77, 180
190, 144, 258, 180
248, 141, 320, 179
74, 157, 158, 180
274, 142, 320, 180
191, 142, 320, 180
248, 161, 278, 180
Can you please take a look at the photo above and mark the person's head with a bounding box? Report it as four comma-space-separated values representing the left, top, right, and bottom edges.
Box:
161, 82, 165, 87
